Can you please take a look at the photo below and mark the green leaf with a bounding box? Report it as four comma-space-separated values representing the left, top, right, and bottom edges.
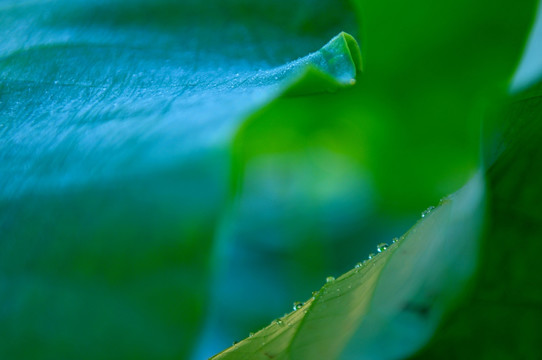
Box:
211, 1, 539, 355
211, 172, 485, 359
234, 0, 537, 214
0, 1, 359, 358
347, 0, 537, 210
411, 79, 542, 359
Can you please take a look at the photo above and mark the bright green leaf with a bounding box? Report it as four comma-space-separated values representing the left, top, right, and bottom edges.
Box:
211, 172, 485, 359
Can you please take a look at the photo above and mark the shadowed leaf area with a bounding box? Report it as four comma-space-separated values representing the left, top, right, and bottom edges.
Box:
411, 79, 542, 360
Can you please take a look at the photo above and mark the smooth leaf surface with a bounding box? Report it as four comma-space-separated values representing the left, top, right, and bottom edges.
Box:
0, 1, 359, 358
211, 173, 484, 359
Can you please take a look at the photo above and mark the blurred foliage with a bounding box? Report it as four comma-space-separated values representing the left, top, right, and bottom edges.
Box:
215, 72, 542, 358
213, 172, 484, 360
0, 0, 541, 359
411, 78, 542, 360
237, 0, 536, 213
214, 0, 540, 357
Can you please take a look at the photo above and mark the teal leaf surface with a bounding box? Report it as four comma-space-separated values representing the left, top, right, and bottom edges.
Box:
0, 1, 359, 359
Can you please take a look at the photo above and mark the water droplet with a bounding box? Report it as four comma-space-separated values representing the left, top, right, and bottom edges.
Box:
233, 340, 239, 346
392, 237, 399, 243
293, 301, 304, 311
349, 78, 356, 85
274, 76, 278, 80
312, 291, 319, 298
249, 332, 254, 337
326, 276, 335, 283
421, 206, 435, 218
368, 253, 375, 259
377, 243, 389, 253
54, 80, 59, 85
273, 319, 284, 326
355, 262, 363, 268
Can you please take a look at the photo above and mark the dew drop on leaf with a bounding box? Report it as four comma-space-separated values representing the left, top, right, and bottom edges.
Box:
293, 301, 304, 311
376, 243, 389, 253
421, 206, 435, 218
326, 276, 335, 283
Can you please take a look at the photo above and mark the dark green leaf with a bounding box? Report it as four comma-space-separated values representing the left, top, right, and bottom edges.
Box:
411, 79, 542, 360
